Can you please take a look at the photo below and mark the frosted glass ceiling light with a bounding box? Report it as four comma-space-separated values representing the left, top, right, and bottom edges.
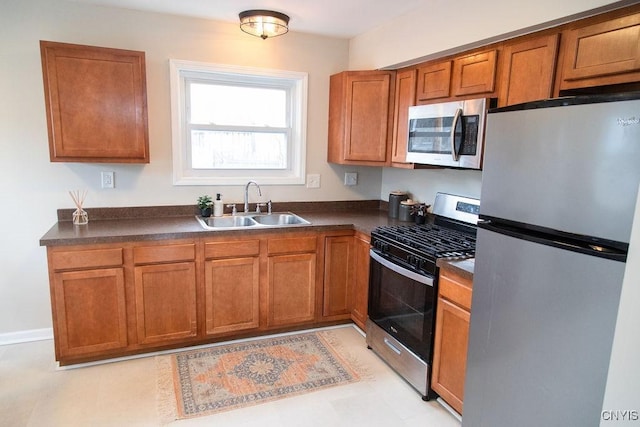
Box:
239, 10, 290, 40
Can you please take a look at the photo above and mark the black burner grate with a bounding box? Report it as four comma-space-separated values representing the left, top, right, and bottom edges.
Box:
372, 223, 476, 259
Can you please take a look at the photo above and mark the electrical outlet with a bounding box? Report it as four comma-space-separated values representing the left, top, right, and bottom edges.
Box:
344, 172, 358, 186
306, 174, 321, 189
101, 171, 115, 189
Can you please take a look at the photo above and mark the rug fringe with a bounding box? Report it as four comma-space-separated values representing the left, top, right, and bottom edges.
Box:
318, 329, 374, 381
156, 355, 178, 425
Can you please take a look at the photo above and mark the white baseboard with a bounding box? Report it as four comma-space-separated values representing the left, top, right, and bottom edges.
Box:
0, 328, 53, 346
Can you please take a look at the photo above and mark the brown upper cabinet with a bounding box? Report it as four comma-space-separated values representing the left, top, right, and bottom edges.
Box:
391, 69, 417, 165
328, 70, 395, 166
329, 5, 640, 170
40, 41, 149, 163
499, 34, 559, 107
451, 49, 498, 97
417, 60, 452, 101
559, 12, 640, 91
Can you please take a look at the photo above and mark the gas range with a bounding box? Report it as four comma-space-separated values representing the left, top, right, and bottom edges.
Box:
371, 193, 479, 277
371, 223, 476, 276
366, 192, 480, 400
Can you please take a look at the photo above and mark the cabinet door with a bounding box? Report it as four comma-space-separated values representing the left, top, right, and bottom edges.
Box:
417, 60, 452, 101
432, 297, 470, 415
328, 71, 394, 166
134, 262, 197, 344
391, 69, 417, 164
39, 41, 149, 163
204, 257, 260, 335
560, 13, 640, 89
323, 236, 354, 319
499, 34, 559, 107
267, 253, 316, 327
451, 50, 497, 96
52, 268, 127, 358
345, 73, 392, 162
350, 232, 371, 330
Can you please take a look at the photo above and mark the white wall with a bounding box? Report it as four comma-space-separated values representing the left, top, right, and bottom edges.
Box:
0, 0, 383, 335
380, 168, 482, 206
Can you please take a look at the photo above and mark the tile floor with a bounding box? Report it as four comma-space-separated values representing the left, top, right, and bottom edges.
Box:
0, 325, 461, 426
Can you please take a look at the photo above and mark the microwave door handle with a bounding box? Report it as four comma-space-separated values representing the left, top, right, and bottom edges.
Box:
450, 108, 463, 161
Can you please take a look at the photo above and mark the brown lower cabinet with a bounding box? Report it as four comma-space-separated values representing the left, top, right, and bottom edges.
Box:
266, 234, 318, 327
51, 267, 128, 358
133, 242, 197, 345
45, 230, 368, 365
350, 232, 371, 330
204, 239, 261, 336
48, 246, 128, 360
322, 234, 355, 320
432, 264, 473, 415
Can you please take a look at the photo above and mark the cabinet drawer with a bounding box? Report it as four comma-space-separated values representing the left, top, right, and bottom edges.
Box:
268, 236, 317, 255
204, 240, 260, 259
439, 273, 472, 311
133, 243, 195, 265
50, 248, 123, 271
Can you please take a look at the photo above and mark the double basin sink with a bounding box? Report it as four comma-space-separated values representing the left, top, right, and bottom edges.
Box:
196, 212, 310, 231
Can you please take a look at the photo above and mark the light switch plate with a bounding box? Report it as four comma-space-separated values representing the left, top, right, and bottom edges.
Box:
306, 174, 321, 188
101, 171, 115, 189
344, 172, 358, 186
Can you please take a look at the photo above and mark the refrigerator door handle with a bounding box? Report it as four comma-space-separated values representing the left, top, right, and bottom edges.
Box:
478, 219, 628, 262
450, 108, 463, 161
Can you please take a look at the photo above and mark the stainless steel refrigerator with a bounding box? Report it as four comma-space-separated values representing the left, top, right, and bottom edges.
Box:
463, 93, 640, 427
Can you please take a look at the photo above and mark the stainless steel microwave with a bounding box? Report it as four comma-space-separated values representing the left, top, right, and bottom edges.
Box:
405, 98, 494, 169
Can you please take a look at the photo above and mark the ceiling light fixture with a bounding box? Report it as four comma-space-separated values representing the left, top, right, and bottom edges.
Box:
239, 9, 290, 40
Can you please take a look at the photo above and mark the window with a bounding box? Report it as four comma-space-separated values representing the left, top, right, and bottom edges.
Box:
169, 60, 308, 185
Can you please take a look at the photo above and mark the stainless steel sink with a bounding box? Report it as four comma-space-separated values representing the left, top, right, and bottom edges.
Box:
252, 213, 310, 226
196, 212, 310, 231
200, 215, 257, 228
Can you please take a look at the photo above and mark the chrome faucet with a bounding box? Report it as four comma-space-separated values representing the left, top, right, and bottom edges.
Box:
244, 180, 262, 213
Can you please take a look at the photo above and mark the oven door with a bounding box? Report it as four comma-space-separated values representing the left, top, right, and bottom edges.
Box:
368, 249, 436, 362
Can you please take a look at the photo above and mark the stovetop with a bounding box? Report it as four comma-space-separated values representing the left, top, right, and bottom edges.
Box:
373, 222, 476, 255
371, 220, 476, 276
371, 193, 480, 276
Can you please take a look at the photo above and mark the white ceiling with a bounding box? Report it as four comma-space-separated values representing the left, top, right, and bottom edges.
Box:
68, 0, 426, 38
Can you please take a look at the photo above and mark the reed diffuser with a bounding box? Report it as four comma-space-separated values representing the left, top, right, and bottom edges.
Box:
69, 190, 88, 225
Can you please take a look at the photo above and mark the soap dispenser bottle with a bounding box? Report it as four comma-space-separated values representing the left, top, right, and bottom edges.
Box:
213, 193, 224, 217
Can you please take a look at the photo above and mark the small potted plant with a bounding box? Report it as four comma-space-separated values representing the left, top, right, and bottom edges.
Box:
410, 203, 430, 224
197, 195, 213, 217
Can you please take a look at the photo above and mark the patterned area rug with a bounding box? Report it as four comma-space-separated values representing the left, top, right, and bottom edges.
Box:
157, 329, 363, 422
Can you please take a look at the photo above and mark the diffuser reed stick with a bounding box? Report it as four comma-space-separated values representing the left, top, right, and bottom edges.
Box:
69, 190, 88, 225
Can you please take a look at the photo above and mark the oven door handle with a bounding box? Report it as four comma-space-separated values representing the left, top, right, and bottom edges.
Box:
370, 250, 434, 286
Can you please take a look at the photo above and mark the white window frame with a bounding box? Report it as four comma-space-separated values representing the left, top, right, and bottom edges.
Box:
169, 59, 308, 185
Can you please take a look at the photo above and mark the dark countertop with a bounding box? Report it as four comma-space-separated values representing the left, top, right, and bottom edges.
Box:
437, 257, 475, 282
40, 201, 414, 246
